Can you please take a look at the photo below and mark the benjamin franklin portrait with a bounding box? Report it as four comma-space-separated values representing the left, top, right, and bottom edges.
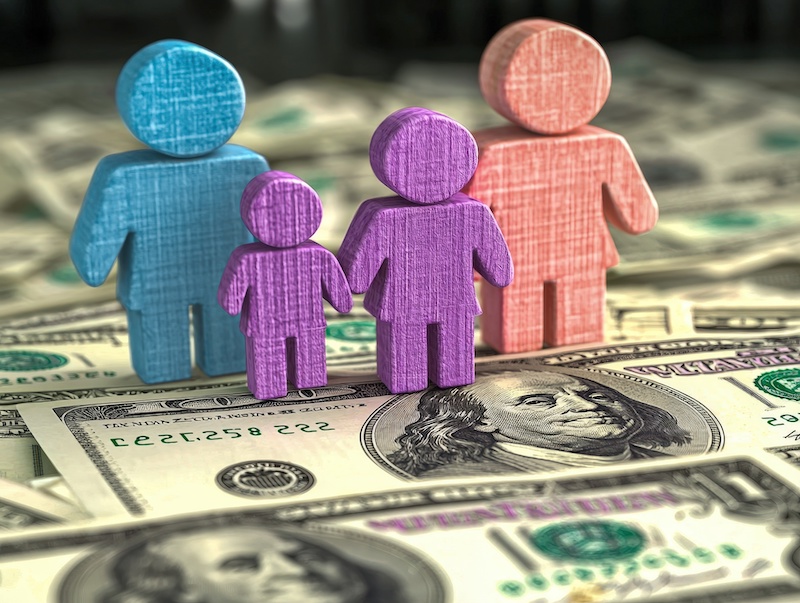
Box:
367, 369, 719, 479
58, 522, 444, 603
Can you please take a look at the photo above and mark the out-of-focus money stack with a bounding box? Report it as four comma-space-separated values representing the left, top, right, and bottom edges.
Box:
6, 43, 800, 602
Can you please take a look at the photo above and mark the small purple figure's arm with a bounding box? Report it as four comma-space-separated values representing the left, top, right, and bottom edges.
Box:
217, 247, 250, 316
472, 202, 514, 288
338, 201, 386, 294
321, 251, 354, 314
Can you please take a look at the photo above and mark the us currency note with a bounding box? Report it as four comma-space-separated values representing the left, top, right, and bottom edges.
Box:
0, 476, 86, 530
18, 332, 800, 517
2, 452, 800, 602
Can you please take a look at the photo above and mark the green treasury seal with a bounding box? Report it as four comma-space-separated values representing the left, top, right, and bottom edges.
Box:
531, 521, 646, 563
0, 351, 69, 372
326, 320, 375, 342
755, 368, 800, 401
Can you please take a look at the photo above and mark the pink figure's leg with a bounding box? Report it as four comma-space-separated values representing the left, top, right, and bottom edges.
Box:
376, 320, 428, 394
428, 313, 475, 388
287, 327, 327, 389
245, 335, 288, 399
544, 270, 606, 347
481, 275, 544, 353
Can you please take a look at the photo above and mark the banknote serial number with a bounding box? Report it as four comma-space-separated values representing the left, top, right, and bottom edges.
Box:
498, 544, 743, 597
0, 371, 116, 386
762, 414, 800, 426
108, 423, 335, 447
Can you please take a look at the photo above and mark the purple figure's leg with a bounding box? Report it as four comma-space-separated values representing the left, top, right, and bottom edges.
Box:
428, 313, 475, 388
287, 327, 327, 389
376, 320, 428, 393
545, 271, 606, 346
481, 276, 544, 353
193, 300, 247, 377
245, 336, 288, 399
127, 307, 191, 383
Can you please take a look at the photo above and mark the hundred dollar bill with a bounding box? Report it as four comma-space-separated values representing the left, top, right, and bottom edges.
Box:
19, 331, 800, 517
0, 477, 86, 530
2, 452, 800, 602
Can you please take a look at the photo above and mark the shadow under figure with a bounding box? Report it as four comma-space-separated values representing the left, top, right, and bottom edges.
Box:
388, 371, 692, 478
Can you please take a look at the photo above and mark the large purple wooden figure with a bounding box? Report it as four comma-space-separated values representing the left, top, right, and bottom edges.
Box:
218, 171, 352, 399
339, 107, 513, 394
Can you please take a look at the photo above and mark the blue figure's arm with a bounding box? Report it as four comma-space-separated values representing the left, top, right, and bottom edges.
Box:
472, 202, 514, 288
218, 247, 250, 316
337, 201, 386, 294
69, 156, 131, 287
321, 250, 354, 314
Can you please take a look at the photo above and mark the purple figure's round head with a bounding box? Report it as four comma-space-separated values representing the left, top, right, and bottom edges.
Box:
369, 107, 478, 205
240, 171, 322, 247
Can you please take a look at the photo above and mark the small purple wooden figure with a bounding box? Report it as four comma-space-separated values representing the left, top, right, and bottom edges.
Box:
218, 171, 353, 399
338, 107, 513, 394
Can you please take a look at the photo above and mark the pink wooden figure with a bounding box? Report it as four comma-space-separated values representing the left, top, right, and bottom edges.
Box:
463, 19, 658, 354
218, 171, 352, 399
339, 107, 513, 394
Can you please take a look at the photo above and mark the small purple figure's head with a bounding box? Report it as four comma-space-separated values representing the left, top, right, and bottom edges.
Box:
240, 171, 322, 247
369, 107, 478, 205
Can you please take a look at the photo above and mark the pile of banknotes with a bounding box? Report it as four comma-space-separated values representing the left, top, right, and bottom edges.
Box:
4, 41, 800, 602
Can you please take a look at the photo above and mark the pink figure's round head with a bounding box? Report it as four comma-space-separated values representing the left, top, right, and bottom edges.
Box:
369, 107, 478, 205
240, 171, 322, 247
479, 19, 611, 135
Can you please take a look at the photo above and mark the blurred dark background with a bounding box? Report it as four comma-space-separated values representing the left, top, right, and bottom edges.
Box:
2, 0, 800, 81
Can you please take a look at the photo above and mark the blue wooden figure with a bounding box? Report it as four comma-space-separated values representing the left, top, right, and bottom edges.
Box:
70, 40, 269, 383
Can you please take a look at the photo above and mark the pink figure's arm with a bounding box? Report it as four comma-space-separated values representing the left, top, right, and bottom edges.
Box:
472, 202, 514, 288
217, 247, 249, 316
321, 251, 354, 314
602, 136, 659, 235
338, 202, 386, 294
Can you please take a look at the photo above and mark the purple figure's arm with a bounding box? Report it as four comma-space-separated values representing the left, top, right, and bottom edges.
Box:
217, 247, 250, 316
472, 201, 514, 288
602, 136, 659, 235
321, 251, 354, 314
338, 201, 386, 294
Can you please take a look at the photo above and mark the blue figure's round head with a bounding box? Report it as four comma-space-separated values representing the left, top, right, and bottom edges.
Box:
116, 40, 245, 158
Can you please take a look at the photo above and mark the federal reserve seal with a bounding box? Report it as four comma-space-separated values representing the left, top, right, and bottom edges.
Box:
530, 521, 646, 563
216, 460, 315, 498
755, 369, 800, 401
0, 351, 69, 372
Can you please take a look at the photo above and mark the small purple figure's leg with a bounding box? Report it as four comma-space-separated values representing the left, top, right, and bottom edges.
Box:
428, 313, 475, 388
128, 307, 191, 383
287, 327, 327, 389
245, 336, 288, 399
376, 320, 428, 394
545, 271, 606, 346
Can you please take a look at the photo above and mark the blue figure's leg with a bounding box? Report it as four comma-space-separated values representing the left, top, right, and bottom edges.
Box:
287, 327, 327, 389
127, 307, 192, 384
193, 301, 247, 377
428, 313, 475, 388
376, 320, 428, 394
545, 270, 606, 346
245, 336, 287, 399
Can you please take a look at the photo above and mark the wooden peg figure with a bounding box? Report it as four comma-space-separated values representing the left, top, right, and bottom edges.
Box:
463, 19, 659, 353
70, 40, 268, 383
218, 171, 352, 399
339, 107, 513, 394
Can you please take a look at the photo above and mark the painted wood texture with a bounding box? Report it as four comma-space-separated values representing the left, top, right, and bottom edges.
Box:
339, 107, 513, 394
218, 171, 352, 400
70, 40, 268, 384
464, 19, 658, 354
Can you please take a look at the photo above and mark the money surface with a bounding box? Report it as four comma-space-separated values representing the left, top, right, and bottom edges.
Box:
18, 332, 800, 517
1, 452, 800, 602
0, 476, 86, 530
